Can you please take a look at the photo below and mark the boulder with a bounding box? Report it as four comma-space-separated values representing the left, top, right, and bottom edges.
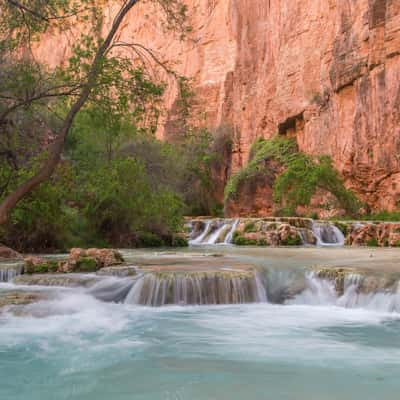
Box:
0, 245, 22, 260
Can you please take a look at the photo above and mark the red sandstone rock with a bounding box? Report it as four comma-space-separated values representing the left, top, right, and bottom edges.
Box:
33, 1, 400, 211
0, 245, 22, 260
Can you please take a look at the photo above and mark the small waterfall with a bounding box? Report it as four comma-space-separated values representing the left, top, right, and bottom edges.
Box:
125, 270, 267, 306
189, 220, 212, 245
288, 271, 400, 313
224, 219, 239, 244
312, 221, 345, 246
0, 263, 24, 282
206, 223, 231, 245
86, 276, 136, 303
189, 219, 239, 245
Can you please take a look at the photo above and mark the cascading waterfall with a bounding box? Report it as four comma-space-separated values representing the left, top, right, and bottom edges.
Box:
189, 218, 346, 247
86, 276, 136, 303
0, 263, 24, 282
287, 271, 400, 313
189, 219, 239, 245
311, 221, 345, 246
224, 218, 239, 244
124, 270, 267, 306
189, 220, 212, 245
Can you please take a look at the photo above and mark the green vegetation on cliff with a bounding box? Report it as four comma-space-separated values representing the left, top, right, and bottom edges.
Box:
225, 136, 360, 216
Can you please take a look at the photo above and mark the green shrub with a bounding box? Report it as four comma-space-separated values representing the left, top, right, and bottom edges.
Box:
74, 257, 99, 272
366, 238, 379, 247
244, 222, 256, 233
82, 158, 184, 247
232, 232, 257, 246
257, 239, 268, 246
25, 260, 59, 274
281, 235, 302, 246
171, 236, 189, 247
137, 232, 165, 247
0, 163, 75, 252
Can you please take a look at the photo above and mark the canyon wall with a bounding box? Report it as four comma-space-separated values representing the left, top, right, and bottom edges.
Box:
36, 0, 400, 210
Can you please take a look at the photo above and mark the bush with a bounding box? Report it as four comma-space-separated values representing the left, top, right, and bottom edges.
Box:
280, 234, 302, 246
82, 158, 184, 247
74, 257, 99, 272
25, 260, 59, 274
366, 238, 379, 247
171, 236, 189, 247
0, 163, 74, 252
232, 232, 257, 246
244, 222, 256, 233
137, 232, 165, 248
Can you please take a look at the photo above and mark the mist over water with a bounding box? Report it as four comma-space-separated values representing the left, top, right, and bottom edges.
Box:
1, 247, 400, 399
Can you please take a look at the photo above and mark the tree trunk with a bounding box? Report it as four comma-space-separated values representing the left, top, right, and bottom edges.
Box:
0, 0, 139, 224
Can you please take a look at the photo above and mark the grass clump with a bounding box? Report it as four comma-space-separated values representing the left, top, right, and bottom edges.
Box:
361, 211, 400, 222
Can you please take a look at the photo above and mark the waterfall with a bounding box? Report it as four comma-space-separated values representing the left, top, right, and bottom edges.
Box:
206, 223, 231, 244
124, 270, 267, 306
189, 219, 239, 245
288, 271, 400, 313
189, 220, 212, 245
86, 276, 136, 303
189, 218, 346, 247
312, 221, 345, 246
224, 219, 239, 244
0, 263, 24, 282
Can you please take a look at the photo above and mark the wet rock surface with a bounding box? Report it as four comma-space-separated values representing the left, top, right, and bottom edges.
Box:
96, 266, 137, 277
0, 291, 48, 310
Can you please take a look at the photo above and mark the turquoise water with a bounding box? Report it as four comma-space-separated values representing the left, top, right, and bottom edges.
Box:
1, 286, 400, 399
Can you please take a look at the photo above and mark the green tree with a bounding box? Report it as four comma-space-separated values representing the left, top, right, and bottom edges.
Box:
0, 0, 188, 224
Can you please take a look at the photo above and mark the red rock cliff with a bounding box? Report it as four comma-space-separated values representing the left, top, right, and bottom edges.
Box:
36, 1, 400, 210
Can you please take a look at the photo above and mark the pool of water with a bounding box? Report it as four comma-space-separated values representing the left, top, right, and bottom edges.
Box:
1, 247, 400, 399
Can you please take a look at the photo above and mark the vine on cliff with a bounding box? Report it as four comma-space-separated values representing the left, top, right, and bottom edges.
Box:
224, 136, 360, 216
